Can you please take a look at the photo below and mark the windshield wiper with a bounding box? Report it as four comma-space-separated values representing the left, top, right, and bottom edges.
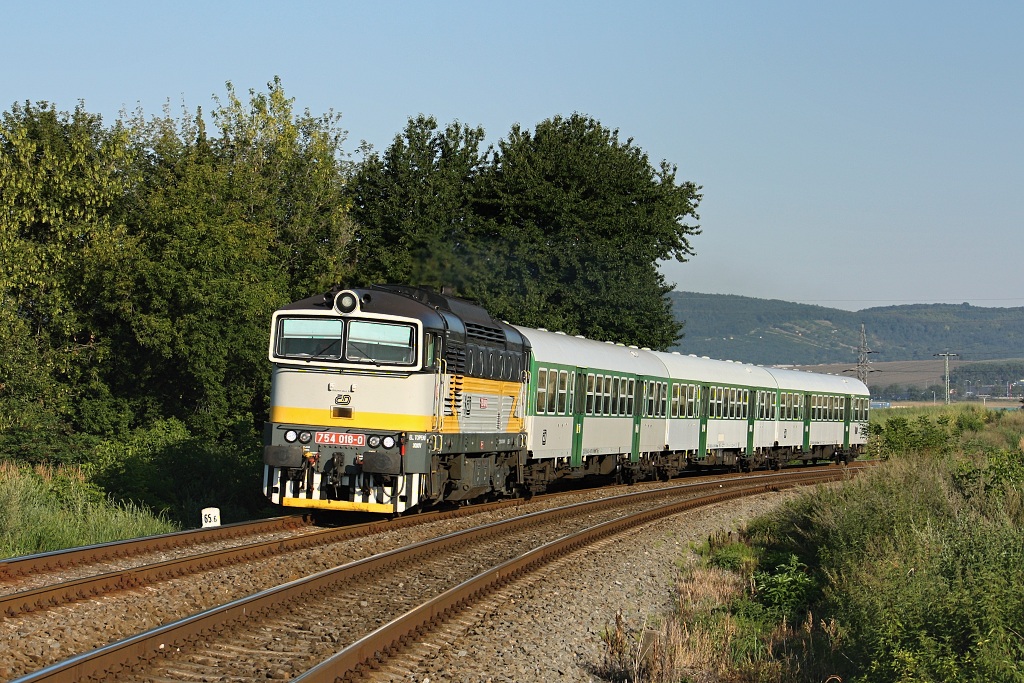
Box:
308, 339, 342, 360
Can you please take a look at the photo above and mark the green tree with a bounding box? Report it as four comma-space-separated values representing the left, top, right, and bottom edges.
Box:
103, 78, 355, 437
475, 114, 702, 349
0, 101, 135, 459
349, 113, 702, 349
348, 114, 489, 289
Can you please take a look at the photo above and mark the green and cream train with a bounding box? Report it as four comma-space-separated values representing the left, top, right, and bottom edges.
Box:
262, 285, 870, 514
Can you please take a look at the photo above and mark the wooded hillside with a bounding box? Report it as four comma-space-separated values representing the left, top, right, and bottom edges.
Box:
670, 291, 1024, 366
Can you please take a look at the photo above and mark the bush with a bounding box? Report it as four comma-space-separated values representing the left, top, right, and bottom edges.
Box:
89, 416, 270, 527
656, 407, 1024, 682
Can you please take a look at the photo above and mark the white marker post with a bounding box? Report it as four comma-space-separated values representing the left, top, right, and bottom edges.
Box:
201, 507, 221, 528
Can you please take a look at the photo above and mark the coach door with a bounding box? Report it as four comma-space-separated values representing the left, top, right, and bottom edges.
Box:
746, 389, 756, 455
698, 384, 710, 459
571, 368, 586, 467
630, 376, 642, 462
803, 392, 812, 451
843, 395, 852, 449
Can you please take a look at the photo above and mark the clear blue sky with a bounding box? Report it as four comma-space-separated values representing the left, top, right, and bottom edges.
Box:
5, 1, 1022, 311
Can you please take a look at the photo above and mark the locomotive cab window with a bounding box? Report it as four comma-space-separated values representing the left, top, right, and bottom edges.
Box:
277, 318, 344, 359
346, 321, 416, 365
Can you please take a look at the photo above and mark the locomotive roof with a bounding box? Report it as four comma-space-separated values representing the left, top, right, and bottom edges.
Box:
277, 285, 528, 352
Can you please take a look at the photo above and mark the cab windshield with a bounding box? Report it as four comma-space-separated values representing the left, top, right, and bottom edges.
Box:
345, 320, 416, 364
276, 317, 417, 366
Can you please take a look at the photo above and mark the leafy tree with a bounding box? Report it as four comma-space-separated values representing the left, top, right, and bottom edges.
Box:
349, 113, 702, 350
0, 101, 134, 459
348, 115, 489, 289
475, 114, 702, 349
102, 78, 355, 437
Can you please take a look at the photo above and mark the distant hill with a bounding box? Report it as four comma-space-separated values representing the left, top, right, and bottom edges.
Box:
669, 291, 1024, 367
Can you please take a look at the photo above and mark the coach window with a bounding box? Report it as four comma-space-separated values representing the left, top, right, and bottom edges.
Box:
626, 378, 635, 415
586, 374, 595, 415
557, 371, 568, 414
609, 377, 619, 416
536, 369, 547, 414
600, 376, 608, 415
546, 369, 558, 414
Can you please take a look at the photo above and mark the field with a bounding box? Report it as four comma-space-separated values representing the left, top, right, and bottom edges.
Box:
793, 358, 953, 388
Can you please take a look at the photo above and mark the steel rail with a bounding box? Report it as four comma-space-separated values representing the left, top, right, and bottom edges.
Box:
0, 515, 309, 582
0, 467, 850, 618
11, 468, 851, 683
297, 470, 852, 682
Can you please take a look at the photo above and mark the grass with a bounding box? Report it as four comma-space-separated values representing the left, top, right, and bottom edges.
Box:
0, 461, 178, 559
601, 405, 1024, 682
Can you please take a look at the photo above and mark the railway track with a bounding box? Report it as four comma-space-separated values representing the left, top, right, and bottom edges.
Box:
9, 466, 860, 683
0, 515, 310, 586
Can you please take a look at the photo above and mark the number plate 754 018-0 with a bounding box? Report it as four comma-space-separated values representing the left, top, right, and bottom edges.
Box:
315, 432, 366, 446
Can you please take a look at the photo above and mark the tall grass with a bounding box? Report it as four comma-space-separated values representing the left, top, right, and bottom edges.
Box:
606, 405, 1024, 682
0, 462, 178, 559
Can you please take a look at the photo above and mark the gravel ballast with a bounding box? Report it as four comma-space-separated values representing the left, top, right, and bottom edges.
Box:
399, 490, 800, 683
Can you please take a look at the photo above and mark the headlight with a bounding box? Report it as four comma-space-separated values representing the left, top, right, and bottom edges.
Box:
367, 435, 381, 448
284, 430, 298, 443
298, 431, 312, 444
382, 435, 396, 449
335, 291, 357, 313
